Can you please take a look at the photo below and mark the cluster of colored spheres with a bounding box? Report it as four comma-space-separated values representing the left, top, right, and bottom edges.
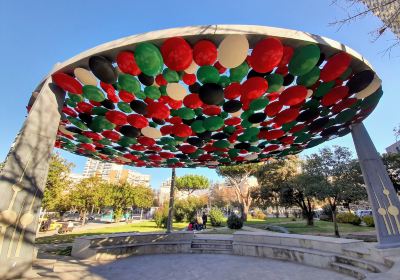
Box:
49, 33, 383, 168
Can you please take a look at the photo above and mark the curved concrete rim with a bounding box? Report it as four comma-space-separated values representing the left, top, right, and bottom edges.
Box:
36, 24, 374, 91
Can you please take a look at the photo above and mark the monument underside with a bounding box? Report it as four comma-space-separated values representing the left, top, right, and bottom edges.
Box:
36, 25, 383, 168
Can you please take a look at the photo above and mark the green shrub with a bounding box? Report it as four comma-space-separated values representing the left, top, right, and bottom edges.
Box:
363, 215, 375, 227
336, 212, 361, 226
174, 196, 207, 222
154, 207, 168, 228
174, 207, 185, 223
227, 214, 243, 229
319, 214, 331, 222
209, 208, 224, 227
252, 209, 266, 220
321, 204, 333, 222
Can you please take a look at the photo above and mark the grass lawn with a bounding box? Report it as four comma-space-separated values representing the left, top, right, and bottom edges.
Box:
35, 221, 188, 244
245, 217, 293, 228
245, 217, 375, 235
280, 220, 375, 234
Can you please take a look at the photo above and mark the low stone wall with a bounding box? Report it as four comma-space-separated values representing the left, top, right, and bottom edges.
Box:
71, 232, 194, 261
233, 231, 364, 254
232, 232, 363, 269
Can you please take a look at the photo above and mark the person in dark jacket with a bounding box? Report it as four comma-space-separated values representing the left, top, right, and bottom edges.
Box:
202, 212, 208, 229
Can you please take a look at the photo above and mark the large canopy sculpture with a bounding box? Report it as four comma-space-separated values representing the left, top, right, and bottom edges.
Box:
1, 25, 398, 278
40, 26, 382, 168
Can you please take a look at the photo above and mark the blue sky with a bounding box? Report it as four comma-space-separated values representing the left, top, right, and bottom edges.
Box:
0, 1, 399, 189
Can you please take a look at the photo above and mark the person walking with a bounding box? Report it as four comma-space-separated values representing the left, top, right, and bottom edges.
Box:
202, 212, 208, 229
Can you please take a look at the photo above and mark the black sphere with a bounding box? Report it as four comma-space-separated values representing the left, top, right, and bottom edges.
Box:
138, 73, 154, 86
100, 99, 115, 110
130, 100, 148, 115
248, 112, 267, 123
88, 56, 117, 84
189, 82, 201, 93
223, 100, 242, 113
199, 83, 224, 105
347, 70, 375, 93
119, 126, 140, 138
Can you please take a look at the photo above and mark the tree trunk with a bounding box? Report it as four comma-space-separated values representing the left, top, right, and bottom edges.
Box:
140, 208, 143, 220
275, 204, 279, 218
166, 168, 176, 233
306, 198, 314, 226
331, 204, 340, 237
81, 210, 86, 226
241, 203, 249, 222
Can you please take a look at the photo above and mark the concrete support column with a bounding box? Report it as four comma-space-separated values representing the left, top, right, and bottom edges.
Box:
351, 122, 400, 248
166, 168, 176, 233
0, 78, 65, 278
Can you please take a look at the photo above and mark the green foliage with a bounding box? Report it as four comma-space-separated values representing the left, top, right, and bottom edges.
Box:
216, 163, 260, 221
363, 215, 375, 227
174, 196, 207, 222
42, 153, 74, 211
209, 208, 225, 226
382, 153, 400, 193
227, 214, 243, 229
251, 209, 266, 220
336, 212, 361, 226
253, 155, 300, 209
320, 204, 333, 222
175, 174, 210, 194
154, 207, 168, 228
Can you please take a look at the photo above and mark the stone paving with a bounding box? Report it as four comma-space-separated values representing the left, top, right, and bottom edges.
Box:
32, 254, 353, 280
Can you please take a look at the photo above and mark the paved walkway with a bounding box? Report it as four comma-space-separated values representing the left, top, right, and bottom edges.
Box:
32, 254, 352, 280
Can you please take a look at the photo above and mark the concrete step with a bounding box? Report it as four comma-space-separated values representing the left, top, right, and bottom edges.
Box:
335, 255, 388, 273
192, 238, 233, 245
191, 242, 233, 250
342, 247, 394, 268
330, 262, 367, 280
191, 247, 233, 254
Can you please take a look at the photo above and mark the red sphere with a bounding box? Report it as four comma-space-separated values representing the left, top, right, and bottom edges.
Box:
161, 37, 193, 71
183, 93, 203, 109
224, 83, 241, 100
102, 130, 121, 141
250, 38, 283, 73
320, 52, 352, 82
321, 86, 349, 107
119, 90, 135, 103
105, 111, 128, 125
52, 72, 83, 94
127, 114, 149, 128
279, 86, 308, 106
172, 123, 192, 137
182, 73, 197, 85
147, 102, 170, 120
241, 77, 269, 100
193, 40, 217, 66
265, 101, 283, 117
278, 46, 294, 67
116, 51, 141, 76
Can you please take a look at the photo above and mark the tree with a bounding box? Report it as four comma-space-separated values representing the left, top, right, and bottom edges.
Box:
253, 156, 300, 217
331, 0, 400, 53
107, 182, 136, 221
67, 176, 105, 225
382, 153, 400, 193
175, 174, 210, 195
304, 146, 366, 237
210, 184, 237, 209
132, 185, 154, 220
393, 123, 400, 142
42, 153, 74, 212
216, 163, 260, 221
280, 172, 323, 226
